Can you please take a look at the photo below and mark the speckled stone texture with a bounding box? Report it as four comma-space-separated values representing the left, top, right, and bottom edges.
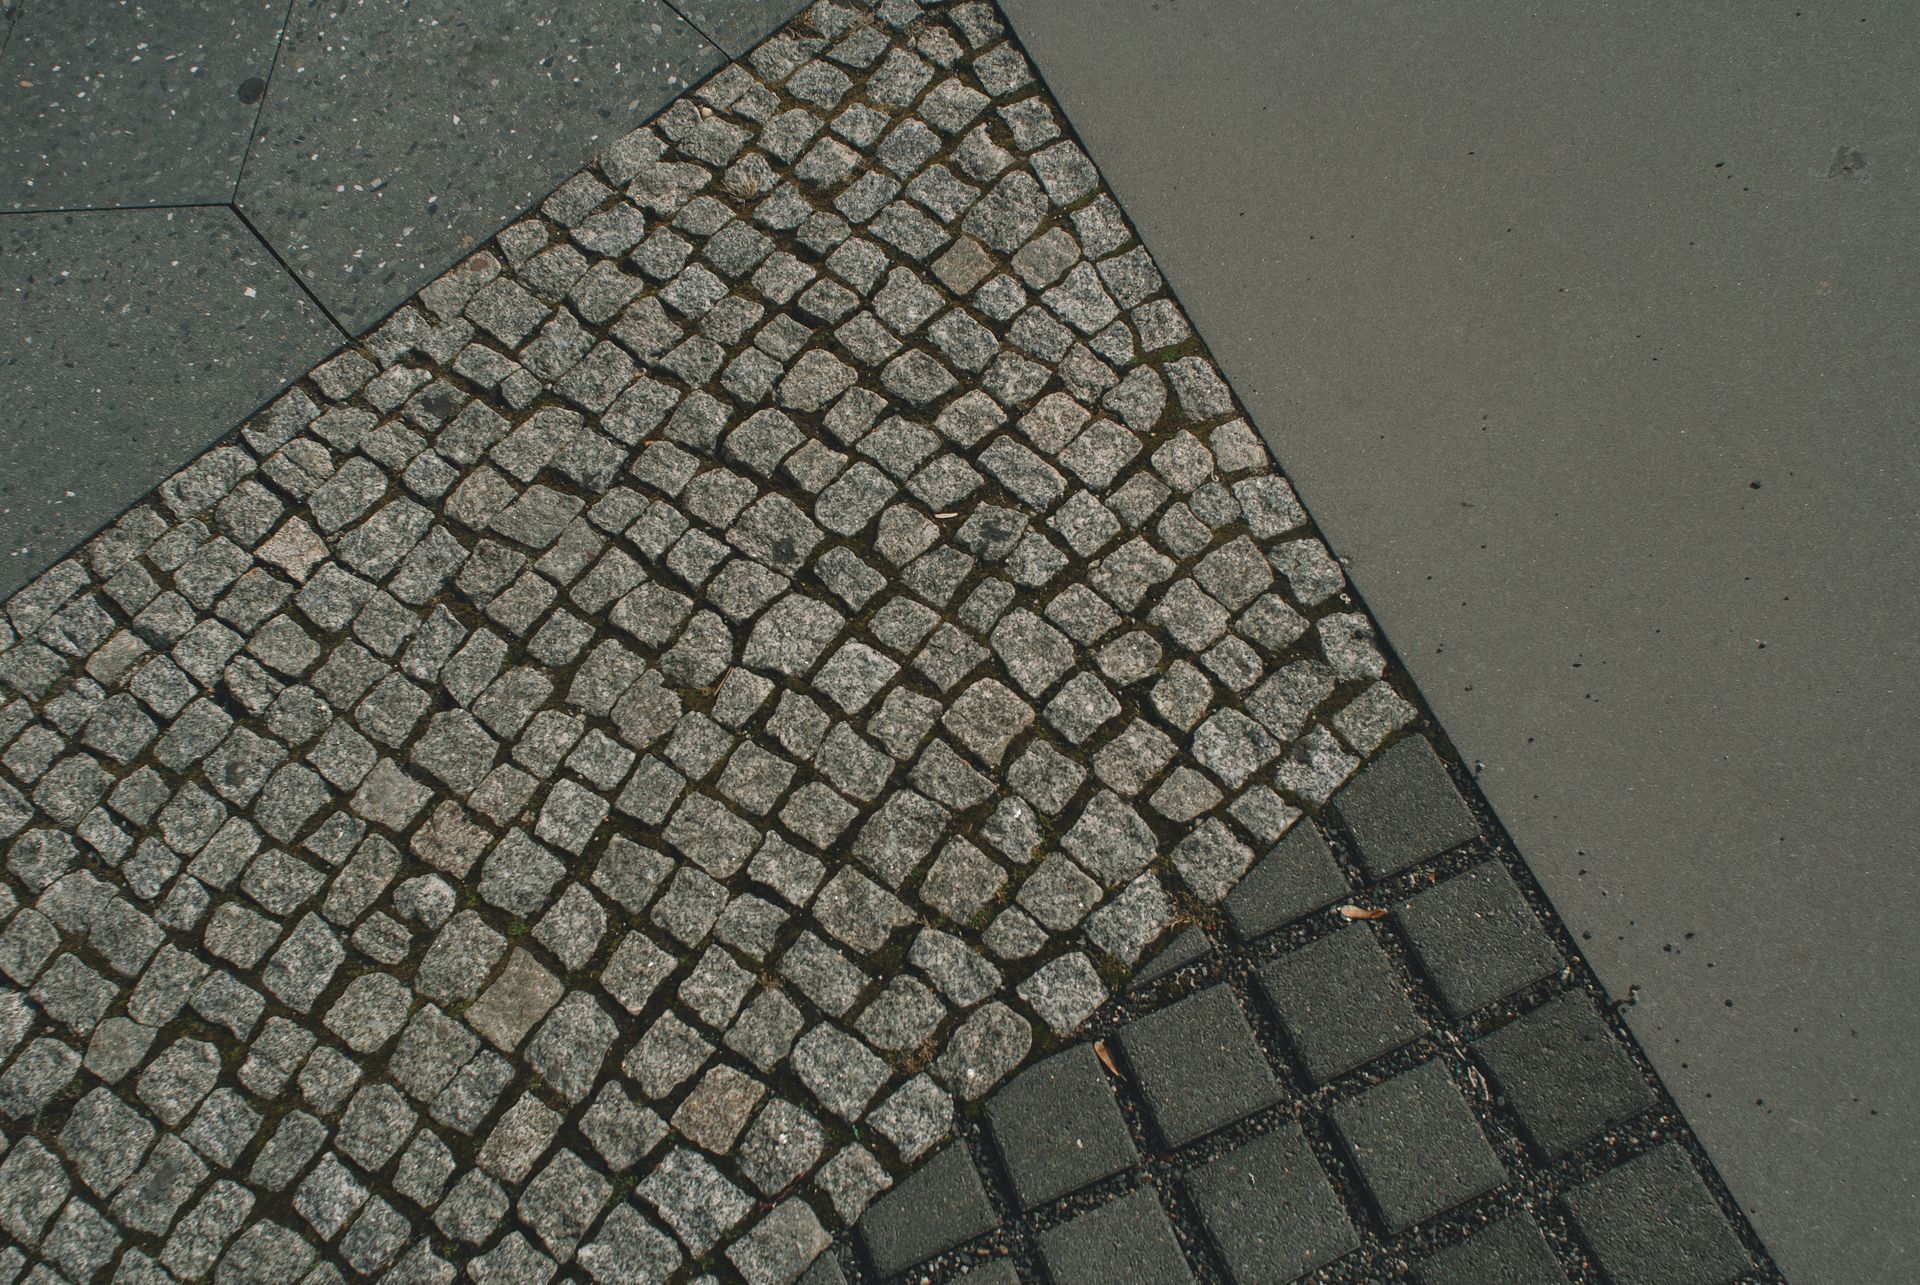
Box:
0, 2, 1769, 1283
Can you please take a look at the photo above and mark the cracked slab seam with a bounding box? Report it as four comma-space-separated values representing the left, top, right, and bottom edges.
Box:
0, 1, 1773, 1283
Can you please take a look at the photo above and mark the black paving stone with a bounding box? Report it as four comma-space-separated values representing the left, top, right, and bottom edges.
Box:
1038, 1188, 1195, 1285
1395, 861, 1560, 1017
1119, 986, 1283, 1149
0, 208, 343, 600
985, 1043, 1137, 1209
670, 0, 813, 58
800, 1251, 850, 1285
858, 1142, 998, 1277
1329, 1060, 1506, 1233
1563, 1144, 1751, 1285
1224, 822, 1348, 941
1475, 992, 1658, 1157
1136, 923, 1213, 984
0, 0, 288, 210
1416, 1214, 1568, 1285
1333, 735, 1478, 878
1185, 1124, 1357, 1283
1256, 925, 1425, 1083
236, 0, 721, 332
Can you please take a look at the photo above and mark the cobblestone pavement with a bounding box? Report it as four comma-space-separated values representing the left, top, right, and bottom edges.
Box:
826, 737, 1774, 1283
0, 2, 1774, 1282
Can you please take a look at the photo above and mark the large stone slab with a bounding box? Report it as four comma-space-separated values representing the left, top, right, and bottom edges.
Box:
670, 0, 812, 57
0, 207, 342, 599
236, 0, 722, 332
0, 0, 288, 210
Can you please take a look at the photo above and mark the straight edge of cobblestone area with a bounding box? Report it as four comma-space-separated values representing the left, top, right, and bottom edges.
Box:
2, 54, 768, 605
802, 6, 1787, 1283
0, 1, 1781, 1282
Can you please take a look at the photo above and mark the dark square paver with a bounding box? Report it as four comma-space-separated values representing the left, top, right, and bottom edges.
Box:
0, 0, 289, 210
1119, 986, 1283, 1149
1475, 992, 1657, 1156
237, 0, 721, 332
949, 1263, 1019, 1285
859, 1142, 997, 1277
1136, 924, 1213, 984
1563, 1144, 1750, 1285
1417, 1214, 1568, 1285
1396, 862, 1560, 1017
1332, 736, 1478, 878
1185, 1124, 1357, 1283
800, 1251, 850, 1285
1256, 925, 1425, 1083
986, 1043, 1137, 1209
1039, 1188, 1195, 1285
1224, 821, 1349, 941
1330, 1060, 1506, 1232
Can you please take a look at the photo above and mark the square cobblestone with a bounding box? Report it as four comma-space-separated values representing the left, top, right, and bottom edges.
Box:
1186, 1124, 1357, 1282
1417, 1214, 1569, 1285
1563, 1143, 1753, 1285
1396, 862, 1562, 1017
858, 1143, 997, 1277
1118, 986, 1281, 1148
1330, 1061, 1506, 1232
1334, 735, 1479, 877
1257, 925, 1426, 1083
1474, 992, 1657, 1156
1039, 1189, 1193, 1285
986, 1043, 1136, 1209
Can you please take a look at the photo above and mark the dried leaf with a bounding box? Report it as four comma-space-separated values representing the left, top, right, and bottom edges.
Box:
1093, 1040, 1124, 1079
1336, 905, 1388, 921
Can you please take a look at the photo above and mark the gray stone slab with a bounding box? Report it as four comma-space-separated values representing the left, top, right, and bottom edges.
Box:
236, 0, 721, 333
1223, 821, 1347, 942
1565, 1144, 1752, 1285
1329, 1060, 1506, 1233
1332, 736, 1478, 879
668, 0, 811, 59
1038, 1189, 1194, 1285
1184, 1124, 1356, 1282
858, 1143, 996, 1277
1417, 1215, 1567, 1285
1256, 925, 1425, 1084
985, 1043, 1136, 1209
1394, 862, 1561, 1018
0, 207, 342, 599
1118, 986, 1282, 1149
998, 2, 1917, 1277
0, 0, 288, 210
1475, 992, 1658, 1159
